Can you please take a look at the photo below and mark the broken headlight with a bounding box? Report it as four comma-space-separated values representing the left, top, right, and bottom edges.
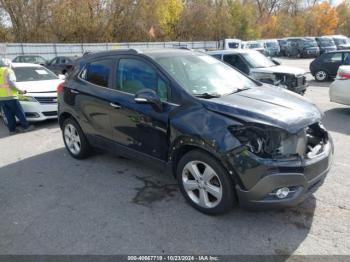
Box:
229, 124, 308, 159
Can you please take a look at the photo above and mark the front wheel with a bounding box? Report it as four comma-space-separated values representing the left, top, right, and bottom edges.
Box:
62, 118, 91, 159
315, 70, 329, 82
177, 150, 237, 215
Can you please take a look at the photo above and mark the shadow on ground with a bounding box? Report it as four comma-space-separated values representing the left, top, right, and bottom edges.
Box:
0, 148, 316, 255
308, 80, 332, 88
323, 107, 350, 135
0, 118, 58, 139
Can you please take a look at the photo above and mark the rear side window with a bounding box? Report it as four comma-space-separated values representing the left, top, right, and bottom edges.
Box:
344, 53, 350, 65
81, 59, 114, 88
323, 53, 342, 63
117, 58, 168, 101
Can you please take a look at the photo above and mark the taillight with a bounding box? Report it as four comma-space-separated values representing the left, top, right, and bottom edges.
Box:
57, 82, 65, 93
337, 69, 350, 80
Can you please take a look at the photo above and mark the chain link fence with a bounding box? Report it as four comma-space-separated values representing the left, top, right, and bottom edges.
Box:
0, 41, 219, 60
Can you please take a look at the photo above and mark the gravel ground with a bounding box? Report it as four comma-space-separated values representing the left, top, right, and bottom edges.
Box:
0, 58, 349, 255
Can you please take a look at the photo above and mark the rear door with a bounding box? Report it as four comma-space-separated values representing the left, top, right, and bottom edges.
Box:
322, 52, 343, 77
65, 58, 116, 141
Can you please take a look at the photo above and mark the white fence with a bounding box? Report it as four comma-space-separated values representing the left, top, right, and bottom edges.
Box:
0, 41, 218, 60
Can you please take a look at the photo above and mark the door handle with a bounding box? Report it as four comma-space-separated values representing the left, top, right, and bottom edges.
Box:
70, 89, 79, 94
110, 102, 121, 109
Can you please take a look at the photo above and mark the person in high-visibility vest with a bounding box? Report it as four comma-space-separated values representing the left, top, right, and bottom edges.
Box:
0, 58, 34, 134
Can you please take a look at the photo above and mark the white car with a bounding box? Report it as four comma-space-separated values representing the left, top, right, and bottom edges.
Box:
12, 63, 63, 121
330, 66, 350, 106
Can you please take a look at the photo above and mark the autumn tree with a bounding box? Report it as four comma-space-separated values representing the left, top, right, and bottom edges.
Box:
304, 1, 339, 36
336, 0, 350, 36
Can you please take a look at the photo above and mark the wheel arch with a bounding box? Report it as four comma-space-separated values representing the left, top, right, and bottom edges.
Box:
59, 111, 76, 129
169, 137, 239, 188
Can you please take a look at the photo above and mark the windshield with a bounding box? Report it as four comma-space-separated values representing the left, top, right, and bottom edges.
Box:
153, 54, 257, 96
334, 38, 349, 46
318, 38, 335, 47
304, 39, 318, 48
266, 42, 279, 48
241, 51, 275, 68
13, 67, 58, 82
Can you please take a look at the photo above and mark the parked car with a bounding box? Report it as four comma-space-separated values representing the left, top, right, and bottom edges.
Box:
315, 37, 337, 55
12, 55, 47, 65
208, 49, 308, 94
244, 41, 265, 53
10, 63, 63, 121
45, 56, 76, 75
329, 66, 350, 106
285, 37, 320, 58
325, 35, 350, 50
58, 49, 332, 214
277, 39, 288, 56
310, 50, 350, 81
261, 39, 280, 57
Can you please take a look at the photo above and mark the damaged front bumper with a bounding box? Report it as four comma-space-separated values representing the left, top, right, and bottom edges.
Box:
231, 137, 333, 210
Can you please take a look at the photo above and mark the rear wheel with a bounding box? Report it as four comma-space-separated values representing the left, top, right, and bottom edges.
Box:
315, 70, 328, 82
62, 118, 91, 159
177, 150, 237, 215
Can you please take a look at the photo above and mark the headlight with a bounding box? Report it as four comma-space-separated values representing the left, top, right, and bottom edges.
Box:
250, 72, 274, 80
18, 95, 37, 102
229, 124, 306, 158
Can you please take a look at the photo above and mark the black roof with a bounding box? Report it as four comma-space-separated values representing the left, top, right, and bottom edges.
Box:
79, 48, 196, 61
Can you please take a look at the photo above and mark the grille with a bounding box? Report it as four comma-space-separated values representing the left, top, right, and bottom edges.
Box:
34, 97, 57, 104
42, 111, 57, 116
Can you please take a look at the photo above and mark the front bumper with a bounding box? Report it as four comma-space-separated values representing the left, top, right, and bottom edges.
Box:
20, 101, 58, 122
232, 138, 333, 210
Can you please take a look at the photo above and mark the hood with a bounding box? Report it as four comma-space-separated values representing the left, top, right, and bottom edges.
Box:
15, 79, 63, 93
251, 65, 306, 76
201, 85, 321, 134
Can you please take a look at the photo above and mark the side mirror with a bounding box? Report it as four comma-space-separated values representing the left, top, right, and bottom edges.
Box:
271, 59, 280, 65
58, 74, 66, 80
134, 89, 163, 112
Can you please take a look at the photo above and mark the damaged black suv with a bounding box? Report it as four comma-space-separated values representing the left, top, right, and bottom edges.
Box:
58, 49, 333, 215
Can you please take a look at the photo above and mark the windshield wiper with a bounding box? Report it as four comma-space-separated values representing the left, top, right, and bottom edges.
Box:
224, 87, 250, 95
194, 92, 221, 99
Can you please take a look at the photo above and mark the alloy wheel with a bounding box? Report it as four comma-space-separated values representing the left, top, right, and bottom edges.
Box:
64, 123, 81, 155
315, 71, 327, 81
182, 160, 223, 208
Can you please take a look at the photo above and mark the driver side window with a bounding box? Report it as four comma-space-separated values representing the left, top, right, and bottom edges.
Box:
117, 58, 168, 102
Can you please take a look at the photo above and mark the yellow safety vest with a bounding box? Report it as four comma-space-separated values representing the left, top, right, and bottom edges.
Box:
0, 67, 18, 99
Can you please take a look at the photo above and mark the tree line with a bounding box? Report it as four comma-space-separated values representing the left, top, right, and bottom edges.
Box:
0, 0, 349, 43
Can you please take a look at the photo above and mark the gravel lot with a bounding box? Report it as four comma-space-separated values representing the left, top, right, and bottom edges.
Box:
0, 58, 349, 255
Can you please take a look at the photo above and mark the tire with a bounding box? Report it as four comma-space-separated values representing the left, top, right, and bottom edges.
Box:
314, 70, 328, 82
177, 150, 237, 215
62, 118, 92, 159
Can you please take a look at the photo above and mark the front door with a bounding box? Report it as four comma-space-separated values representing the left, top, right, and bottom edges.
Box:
109, 56, 174, 161
223, 54, 250, 74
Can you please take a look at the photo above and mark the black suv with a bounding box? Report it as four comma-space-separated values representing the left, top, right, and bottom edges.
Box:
310, 50, 350, 81
58, 49, 333, 214
315, 37, 337, 55
286, 37, 320, 58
